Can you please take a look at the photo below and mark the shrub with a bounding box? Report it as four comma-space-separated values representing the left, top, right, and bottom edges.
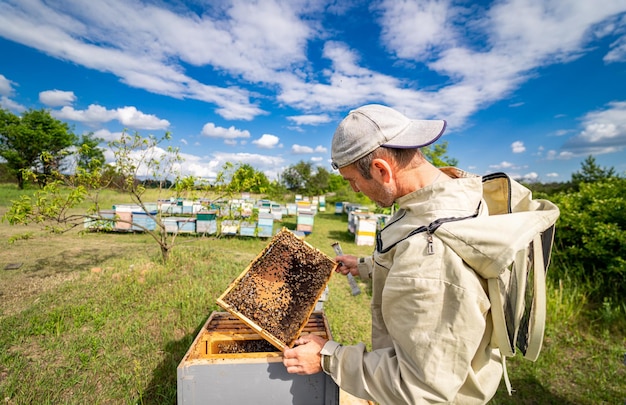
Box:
550, 177, 625, 306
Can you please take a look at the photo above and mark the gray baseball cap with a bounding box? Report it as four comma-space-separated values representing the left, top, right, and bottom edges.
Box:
331, 104, 446, 169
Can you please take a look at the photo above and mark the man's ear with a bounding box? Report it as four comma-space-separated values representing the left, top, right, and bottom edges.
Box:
371, 158, 393, 184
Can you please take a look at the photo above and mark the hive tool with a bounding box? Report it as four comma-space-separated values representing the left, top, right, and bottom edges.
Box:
331, 242, 362, 296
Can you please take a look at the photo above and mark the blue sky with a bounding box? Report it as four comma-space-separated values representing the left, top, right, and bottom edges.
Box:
1, 0, 626, 183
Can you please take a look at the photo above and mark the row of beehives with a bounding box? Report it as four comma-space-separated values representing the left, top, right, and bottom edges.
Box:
82, 197, 324, 236
136, 194, 326, 218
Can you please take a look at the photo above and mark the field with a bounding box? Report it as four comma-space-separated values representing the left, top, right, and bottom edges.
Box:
0, 187, 624, 404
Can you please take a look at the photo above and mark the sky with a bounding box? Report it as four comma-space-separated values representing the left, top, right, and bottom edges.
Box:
1, 0, 626, 183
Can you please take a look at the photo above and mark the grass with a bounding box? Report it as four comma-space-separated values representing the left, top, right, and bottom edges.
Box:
0, 184, 625, 404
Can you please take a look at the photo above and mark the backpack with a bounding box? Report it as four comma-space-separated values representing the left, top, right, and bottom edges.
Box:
379, 171, 560, 394
481, 172, 558, 358
444, 172, 560, 394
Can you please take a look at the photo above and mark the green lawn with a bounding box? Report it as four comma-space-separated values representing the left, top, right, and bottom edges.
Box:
0, 186, 624, 404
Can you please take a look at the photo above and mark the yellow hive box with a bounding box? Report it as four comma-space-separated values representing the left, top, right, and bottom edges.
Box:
185, 311, 332, 362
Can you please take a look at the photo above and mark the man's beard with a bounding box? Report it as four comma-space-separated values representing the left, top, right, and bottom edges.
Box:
373, 184, 395, 208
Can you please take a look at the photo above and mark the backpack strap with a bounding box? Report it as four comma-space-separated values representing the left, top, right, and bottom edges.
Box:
521, 233, 548, 361
488, 232, 550, 358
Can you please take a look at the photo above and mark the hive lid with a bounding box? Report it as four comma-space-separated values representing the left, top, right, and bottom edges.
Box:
216, 227, 337, 351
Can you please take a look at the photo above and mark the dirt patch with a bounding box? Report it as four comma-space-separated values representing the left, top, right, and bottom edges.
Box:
0, 272, 82, 316
0, 228, 149, 317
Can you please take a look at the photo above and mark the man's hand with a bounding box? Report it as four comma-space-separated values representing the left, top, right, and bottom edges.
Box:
335, 254, 359, 277
283, 333, 328, 375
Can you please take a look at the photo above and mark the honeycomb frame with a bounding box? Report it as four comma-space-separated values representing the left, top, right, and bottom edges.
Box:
217, 228, 337, 351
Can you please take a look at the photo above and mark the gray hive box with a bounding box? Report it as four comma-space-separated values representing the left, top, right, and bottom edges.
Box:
177, 311, 339, 404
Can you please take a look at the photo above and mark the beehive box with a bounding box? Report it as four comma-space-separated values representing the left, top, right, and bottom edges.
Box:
217, 227, 337, 351
239, 221, 257, 237
177, 311, 339, 404
184, 311, 332, 361
355, 214, 377, 246
220, 219, 239, 235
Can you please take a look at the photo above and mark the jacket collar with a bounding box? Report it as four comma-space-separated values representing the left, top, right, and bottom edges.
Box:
377, 170, 483, 253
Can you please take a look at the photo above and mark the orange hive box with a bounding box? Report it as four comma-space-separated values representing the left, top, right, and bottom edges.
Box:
217, 227, 337, 351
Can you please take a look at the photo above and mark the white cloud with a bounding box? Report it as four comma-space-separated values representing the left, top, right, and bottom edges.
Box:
91, 128, 121, 142
562, 101, 626, 155
252, 134, 280, 149
521, 172, 539, 182
599, 13, 626, 63
104, 142, 218, 180
53, 104, 169, 130
511, 141, 526, 153
116, 106, 170, 130
173, 152, 222, 180
509, 171, 538, 182
201, 123, 251, 140
292, 144, 314, 154
287, 114, 332, 125
377, 0, 458, 60
554, 129, 573, 136
546, 150, 575, 160
2, 0, 626, 187
55, 104, 116, 124
0, 74, 14, 96
0, 96, 26, 112
489, 161, 516, 170
291, 144, 327, 154
39, 90, 76, 107
604, 37, 626, 62
0, 0, 268, 120
0, 75, 24, 112
546, 172, 560, 178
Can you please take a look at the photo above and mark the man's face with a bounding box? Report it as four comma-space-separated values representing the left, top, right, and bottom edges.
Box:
339, 164, 395, 208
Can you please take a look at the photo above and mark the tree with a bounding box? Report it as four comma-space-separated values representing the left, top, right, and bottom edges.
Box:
76, 133, 106, 172
282, 161, 312, 192
571, 155, 617, 186
264, 179, 288, 202
280, 161, 334, 195
308, 166, 330, 195
422, 141, 458, 167
3, 130, 198, 263
0, 108, 77, 188
327, 172, 348, 193
227, 163, 270, 194
0, 162, 13, 183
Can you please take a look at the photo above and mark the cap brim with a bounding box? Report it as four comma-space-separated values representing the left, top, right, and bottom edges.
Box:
382, 119, 446, 148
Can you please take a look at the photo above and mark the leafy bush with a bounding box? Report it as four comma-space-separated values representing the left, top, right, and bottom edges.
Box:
550, 177, 625, 306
